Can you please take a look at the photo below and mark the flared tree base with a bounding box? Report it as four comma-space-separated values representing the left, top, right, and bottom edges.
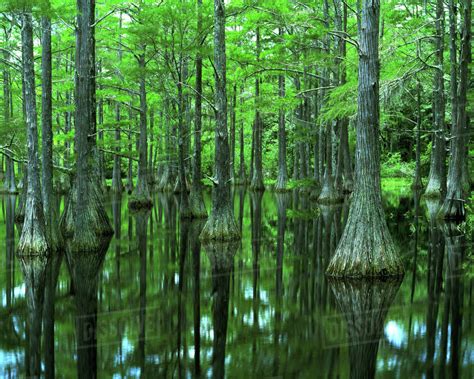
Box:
441, 193, 466, 221
318, 177, 343, 204
129, 194, 153, 210
200, 209, 240, 242
18, 197, 49, 257
326, 192, 404, 278
424, 178, 443, 199
189, 187, 208, 218
60, 178, 114, 253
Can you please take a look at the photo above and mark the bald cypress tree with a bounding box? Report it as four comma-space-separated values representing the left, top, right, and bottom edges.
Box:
327, 0, 403, 277
200, 0, 239, 241
18, 10, 49, 257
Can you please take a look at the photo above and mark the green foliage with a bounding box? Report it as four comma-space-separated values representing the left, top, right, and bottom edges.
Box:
381, 152, 416, 178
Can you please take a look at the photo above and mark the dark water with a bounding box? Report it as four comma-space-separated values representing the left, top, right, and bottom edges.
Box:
0, 189, 473, 378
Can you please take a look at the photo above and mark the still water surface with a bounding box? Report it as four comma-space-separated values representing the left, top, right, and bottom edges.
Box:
0, 189, 472, 378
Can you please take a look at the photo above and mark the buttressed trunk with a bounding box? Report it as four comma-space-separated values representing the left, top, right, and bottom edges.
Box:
18, 11, 49, 257
200, 0, 239, 241
326, 0, 403, 277
61, 0, 113, 251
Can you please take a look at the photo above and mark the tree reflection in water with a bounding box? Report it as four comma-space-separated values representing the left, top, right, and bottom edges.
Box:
204, 241, 238, 379
329, 278, 402, 379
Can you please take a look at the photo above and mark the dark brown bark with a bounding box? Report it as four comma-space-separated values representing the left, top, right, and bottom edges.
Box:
200, 0, 239, 241
327, 0, 403, 277
442, 0, 471, 219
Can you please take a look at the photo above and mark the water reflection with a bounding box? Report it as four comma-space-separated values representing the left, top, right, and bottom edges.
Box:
67, 238, 110, 379
329, 278, 402, 379
203, 241, 238, 379
0, 191, 473, 377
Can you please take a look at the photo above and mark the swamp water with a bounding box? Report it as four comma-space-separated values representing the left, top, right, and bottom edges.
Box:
0, 189, 472, 378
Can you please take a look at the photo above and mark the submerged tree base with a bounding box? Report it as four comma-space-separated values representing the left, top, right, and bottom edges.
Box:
200, 209, 240, 242
189, 188, 207, 218
60, 178, 113, 252
326, 193, 404, 278
18, 198, 49, 257
441, 196, 466, 221
128, 194, 153, 210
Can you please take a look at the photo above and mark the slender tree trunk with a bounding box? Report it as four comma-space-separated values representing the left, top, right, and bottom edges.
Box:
41, 7, 63, 252
334, 0, 353, 193
200, 0, 240, 241
18, 10, 49, 257
230, 84, 236, 181
111, 14, 123, 193
177, 63, 191, 216
327, 0, 403, 277
442, 0, 471, 219
130, 51, 152, 209
2, 32, 16, 194
189, 0, 207, 218
275, 31, 288, 192
319, 0, 342, 203
425, 0, 446, 197
413, 80, 423, 190
250, 27, 265, 191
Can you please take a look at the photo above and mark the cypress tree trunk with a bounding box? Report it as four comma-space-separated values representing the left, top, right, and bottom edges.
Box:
111, 101, 123, 193
41, 7, 63, 253
275, 37, 288, 193
319, 0, 342, 204
250, 27, 265, 191
60, 0, 113, 251
18, 11, 49, 257
130, 51, 152, 209
442, 0, 471, 220
111, 14, 123, 194
230, 84, 236, 182
2, 31, 16, 194
327, 0, 403, 277
200, 0, 240, 241
189, 0, 207, 218
334, 0, 353, 194
177, 63, 191, 216
425, 0, 446, 198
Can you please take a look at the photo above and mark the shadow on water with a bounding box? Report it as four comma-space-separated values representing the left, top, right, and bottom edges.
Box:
0, 190, 473, 378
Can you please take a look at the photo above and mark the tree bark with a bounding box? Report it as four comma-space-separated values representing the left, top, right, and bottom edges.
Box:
189, 0, 207, 218
275, 31, 288, 193
250, 27, 265, 191
442, 0, 471, 219
327, 0, 403, 277
425, 0, 446, 198
18, 11, 49, 257
41, 7, 63, 253
319, 0, 342, 203
130, 50, 152, 209
60, 0, 113, 251
200, 0, 240, 241
111, 14, 123, 193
